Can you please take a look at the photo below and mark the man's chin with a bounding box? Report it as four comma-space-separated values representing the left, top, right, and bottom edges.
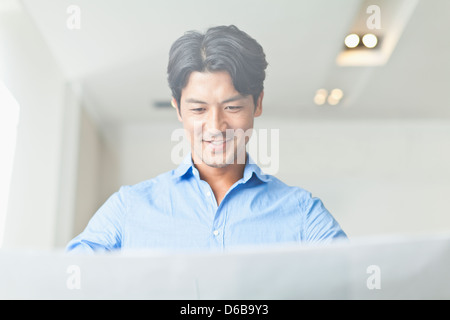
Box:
201, 154, 232, 168
192, 146, 246, 167
204, 162, 230, 169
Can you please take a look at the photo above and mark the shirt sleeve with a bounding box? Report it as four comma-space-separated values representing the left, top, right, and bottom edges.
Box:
65, 186, 128, 254
300, 193, 347, 243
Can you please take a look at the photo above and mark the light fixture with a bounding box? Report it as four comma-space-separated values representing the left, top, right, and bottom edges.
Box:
327, 89, 344, 106
314, 88, 344, 106
330, 88, 344, 100
344, 33, 379, 50
362, 34, 378, 48
313, 89, 328, 105
327, 96, 339, 106
344, 34, 360, 48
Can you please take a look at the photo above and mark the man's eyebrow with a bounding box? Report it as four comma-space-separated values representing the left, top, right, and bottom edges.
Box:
221, 94, 246, 104
184, 94, 247, 105
185, 98, 208, 104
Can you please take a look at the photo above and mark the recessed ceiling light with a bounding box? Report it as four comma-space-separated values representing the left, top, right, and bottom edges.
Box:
314, 88, 344, 106
362, 34, 378, 48
327, 95, 340, 106
328, 88, 344, 105
313, 89, 328, 105
344, 34, 360, 48
330, 88, 344, 100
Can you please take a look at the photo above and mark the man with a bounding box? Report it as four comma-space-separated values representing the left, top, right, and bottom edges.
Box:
66, 25, 346, 253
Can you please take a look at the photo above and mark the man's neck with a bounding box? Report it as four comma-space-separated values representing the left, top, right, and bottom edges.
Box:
192, 153, 246, 205
196, 161, 245, 184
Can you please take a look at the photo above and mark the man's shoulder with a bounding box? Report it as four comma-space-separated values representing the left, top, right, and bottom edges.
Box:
119, 168, 177, 197
263, 174, 313, 199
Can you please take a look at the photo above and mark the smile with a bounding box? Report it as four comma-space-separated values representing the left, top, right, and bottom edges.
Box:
202, 138, 233, 150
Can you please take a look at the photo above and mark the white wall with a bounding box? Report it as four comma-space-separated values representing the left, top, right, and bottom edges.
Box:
53, 83, 82, 247
117, 117, 450, 238
0, 4, 67, 249
266, 118, 450, 237
71, 107, 120, 239
0, 4, 123, 249
119, 120, 184, 186
0, 3, 121, 249
72, 107, 103, 237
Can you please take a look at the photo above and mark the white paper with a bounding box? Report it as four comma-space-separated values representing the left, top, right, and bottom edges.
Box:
0, 233, 449, 299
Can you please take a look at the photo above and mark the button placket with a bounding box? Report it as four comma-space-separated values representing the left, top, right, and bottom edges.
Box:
199, 180, 228, 249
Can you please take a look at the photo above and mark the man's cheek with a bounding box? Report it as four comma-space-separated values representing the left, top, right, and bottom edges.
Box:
193, 121, 203, 139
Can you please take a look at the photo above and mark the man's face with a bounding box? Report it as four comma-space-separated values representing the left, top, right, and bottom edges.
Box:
174, 71, 263, 168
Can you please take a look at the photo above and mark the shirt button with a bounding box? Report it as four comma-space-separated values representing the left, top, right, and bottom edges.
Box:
206, 191, 211, 197
213, 230, 220, 236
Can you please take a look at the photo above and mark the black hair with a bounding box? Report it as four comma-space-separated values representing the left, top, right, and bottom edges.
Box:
167, 25, 268, 111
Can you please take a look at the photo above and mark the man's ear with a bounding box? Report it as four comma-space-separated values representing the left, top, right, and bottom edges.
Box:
254, 91, 263, 117
172, 97, 182, 122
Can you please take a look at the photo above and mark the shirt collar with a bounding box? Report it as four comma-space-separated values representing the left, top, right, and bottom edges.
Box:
172, 153, 196, 179
243, 153, 271, 183
172, 152, 271, 183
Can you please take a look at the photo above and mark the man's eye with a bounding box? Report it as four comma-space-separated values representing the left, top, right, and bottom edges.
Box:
226, 106, 243, 111
191, 108, 205, 112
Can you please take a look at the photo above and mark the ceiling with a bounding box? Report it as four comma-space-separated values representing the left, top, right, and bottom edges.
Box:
20, 0, 450, 125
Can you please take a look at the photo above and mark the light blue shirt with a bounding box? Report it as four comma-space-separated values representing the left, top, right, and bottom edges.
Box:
66, 153, 346, 253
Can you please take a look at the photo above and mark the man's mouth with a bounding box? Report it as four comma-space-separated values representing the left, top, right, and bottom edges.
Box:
202, 138, 233, 150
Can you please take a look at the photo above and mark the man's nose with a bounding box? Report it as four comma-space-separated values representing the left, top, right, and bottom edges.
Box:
204, 107, 226, 135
